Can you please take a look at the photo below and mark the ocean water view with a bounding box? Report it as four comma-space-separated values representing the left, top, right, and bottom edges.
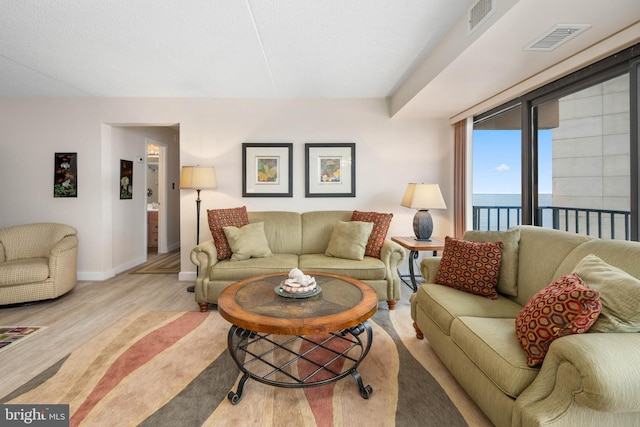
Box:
473, 193, 552, 207
472, 193, 630, 239
472, 193, 552, 231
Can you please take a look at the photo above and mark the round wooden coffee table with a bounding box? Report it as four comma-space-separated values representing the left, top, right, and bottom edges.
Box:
217, 272, 378, 405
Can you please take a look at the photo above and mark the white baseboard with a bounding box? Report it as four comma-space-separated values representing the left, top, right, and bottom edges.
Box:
179, 271, 196, 282
77, 270, 115, 281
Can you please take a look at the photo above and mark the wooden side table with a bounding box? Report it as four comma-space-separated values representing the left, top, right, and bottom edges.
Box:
391, 236, 445, 292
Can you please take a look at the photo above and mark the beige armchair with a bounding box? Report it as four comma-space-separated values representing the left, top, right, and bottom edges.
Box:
0, 223, 78, 305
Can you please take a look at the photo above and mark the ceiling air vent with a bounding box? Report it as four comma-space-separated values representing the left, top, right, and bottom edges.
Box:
468, 0, 495, 34
524, 24, 591, 51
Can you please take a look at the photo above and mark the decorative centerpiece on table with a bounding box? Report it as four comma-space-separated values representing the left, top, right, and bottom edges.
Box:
276, 268, 321, 298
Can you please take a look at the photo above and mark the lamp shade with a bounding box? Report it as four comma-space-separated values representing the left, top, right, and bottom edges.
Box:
180, 166, 217, 190
401, 183, 446, 210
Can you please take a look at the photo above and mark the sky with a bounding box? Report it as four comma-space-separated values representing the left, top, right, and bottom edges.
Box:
472, 129, 552, 194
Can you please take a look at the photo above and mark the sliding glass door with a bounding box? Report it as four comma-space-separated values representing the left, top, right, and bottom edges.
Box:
472, 105, 522, 231
535, 74, 630, 239
470, 42, 639, 240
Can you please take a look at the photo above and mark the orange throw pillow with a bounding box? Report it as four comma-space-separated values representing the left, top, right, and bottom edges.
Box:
434, 236, 503, 299
351, 210, 393, 258
516, 273, 601, 367
207, 206, 249, 260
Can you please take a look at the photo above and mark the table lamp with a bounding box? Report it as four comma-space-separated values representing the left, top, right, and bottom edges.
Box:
401, 183, 446, 241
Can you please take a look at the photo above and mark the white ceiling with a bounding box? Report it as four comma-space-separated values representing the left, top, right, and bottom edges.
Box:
0, 1, 639, 119
0, 0, 471, 98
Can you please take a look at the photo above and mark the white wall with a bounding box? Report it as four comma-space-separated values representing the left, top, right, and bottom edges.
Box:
0, 97, 453, 280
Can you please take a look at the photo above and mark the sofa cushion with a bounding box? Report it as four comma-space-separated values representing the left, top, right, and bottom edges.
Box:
414, 283, 523, 336
223, 222, 273, 261
325, 221, 374, 261
209, 254, 299, 281
573, 254, 640, 333
435, 237, 504, 299
248, 211, 302, 255
351, 210, 393, 259
207, 206, 249, 260
451, 317, 539, 399
299, 254, 386, 280
463, 228, 520, 297
516, 273, 601, 367
513, 225, 594, 307
301, 211, 353, 254
0, 258, 49, 286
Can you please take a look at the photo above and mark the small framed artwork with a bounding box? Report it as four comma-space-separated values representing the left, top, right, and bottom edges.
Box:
120, 159, 133, 199
242, 143, 293, 197
305, 143, 355, 197
53, 152, 78, 198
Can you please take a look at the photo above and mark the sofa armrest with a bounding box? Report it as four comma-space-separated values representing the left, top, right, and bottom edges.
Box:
514, 333, 640, 425
419, 257, 442, 283
379, 240, 406, 301
190, 239, 218, 281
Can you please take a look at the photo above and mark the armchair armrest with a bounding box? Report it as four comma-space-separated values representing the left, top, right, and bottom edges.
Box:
514, 333, 640, 426
50, 234, 79, 255
379, 239, 406, 302
420, 257, 442, 284
48, 234, 78, 291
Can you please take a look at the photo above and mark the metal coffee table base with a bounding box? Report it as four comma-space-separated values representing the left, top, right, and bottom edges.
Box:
226, 321, 373, 405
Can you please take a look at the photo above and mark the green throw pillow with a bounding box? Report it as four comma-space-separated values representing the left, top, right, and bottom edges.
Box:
325, 221, 374, 261
463, 228, 521, 297
222, 222, 273, 261
573, 254, 640, 333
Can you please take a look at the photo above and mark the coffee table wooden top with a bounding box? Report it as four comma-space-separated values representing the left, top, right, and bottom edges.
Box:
217, 272, 378, 335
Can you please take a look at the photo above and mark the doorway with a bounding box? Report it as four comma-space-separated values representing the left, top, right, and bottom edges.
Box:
146, 138, 169, 254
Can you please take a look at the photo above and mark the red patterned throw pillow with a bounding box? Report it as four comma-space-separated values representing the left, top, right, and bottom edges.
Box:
207, 206, 249, 260
516, 273, 601, 367
434, 237, 503, 299
351, 210, 393, 258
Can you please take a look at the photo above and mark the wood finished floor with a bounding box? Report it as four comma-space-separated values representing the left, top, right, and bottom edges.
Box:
0, 258, 492, 426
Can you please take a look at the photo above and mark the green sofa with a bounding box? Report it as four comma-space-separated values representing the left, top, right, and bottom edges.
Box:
411, 225, 640, 427
191, 210, 405, 312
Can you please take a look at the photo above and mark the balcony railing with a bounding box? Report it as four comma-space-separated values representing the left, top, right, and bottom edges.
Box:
473, 205, 631, 240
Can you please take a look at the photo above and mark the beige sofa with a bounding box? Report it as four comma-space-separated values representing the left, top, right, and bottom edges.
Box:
411, 225, 640, 427
190, 210, 405, 312
0, 223, 78, 305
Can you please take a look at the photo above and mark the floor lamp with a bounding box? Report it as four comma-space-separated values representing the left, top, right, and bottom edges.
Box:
180, 165, 217, 292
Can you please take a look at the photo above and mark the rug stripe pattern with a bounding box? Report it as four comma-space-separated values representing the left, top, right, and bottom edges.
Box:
3, 308, 467, 426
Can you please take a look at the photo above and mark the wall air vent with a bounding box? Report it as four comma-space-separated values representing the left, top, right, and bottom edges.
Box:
468, 0, 495, 34
524, 24, 591, 51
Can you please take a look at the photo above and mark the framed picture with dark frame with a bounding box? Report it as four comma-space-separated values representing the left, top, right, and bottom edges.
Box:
305, 143, 356, 197
242, 143, 293, 197
120, 159, 133, 199
53, 152, 78, 198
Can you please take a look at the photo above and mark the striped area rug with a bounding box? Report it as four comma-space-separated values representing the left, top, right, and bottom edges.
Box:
1, 308, 468, 426
129, 251, 180, 274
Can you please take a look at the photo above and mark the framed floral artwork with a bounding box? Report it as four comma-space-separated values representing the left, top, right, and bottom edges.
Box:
242, 143, 293, 197
53, 152, 78, 198
120, 159, 133, 199
305, 143, 355, 197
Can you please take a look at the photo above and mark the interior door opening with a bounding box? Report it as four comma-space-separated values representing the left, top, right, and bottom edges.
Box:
146, 138, 169, 254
